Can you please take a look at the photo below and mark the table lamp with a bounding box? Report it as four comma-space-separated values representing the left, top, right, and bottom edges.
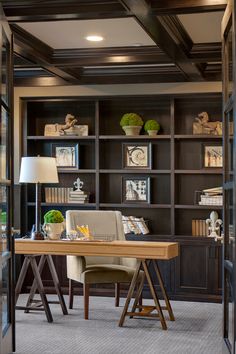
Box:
19, 156, 59, 240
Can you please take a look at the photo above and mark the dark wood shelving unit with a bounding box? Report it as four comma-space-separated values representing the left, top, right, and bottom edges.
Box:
27, 135, 96, 140
174, 134, 223, 139
99, 203, 171, 208
175, 204, 222, 209
27, 202, 96, 207
175, 169, 223, 174
21, 93, 223, 302
99, 169, 171, 174
57, 169, 96, 174
99, 135, 171, 140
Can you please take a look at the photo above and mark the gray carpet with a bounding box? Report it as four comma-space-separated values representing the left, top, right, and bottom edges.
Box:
15, 295, 222, 354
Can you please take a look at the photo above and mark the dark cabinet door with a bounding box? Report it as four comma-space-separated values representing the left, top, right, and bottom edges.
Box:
175, 241, 221, 301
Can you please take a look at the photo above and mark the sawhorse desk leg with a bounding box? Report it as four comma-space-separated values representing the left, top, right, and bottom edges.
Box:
15, 255, 68, 322
119, 259, 175, 330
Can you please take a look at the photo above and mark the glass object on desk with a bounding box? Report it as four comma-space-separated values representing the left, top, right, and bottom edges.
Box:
66, 230, 78, 241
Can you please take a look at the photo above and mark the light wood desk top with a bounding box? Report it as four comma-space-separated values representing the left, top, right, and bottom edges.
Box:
15, 239, 178, 260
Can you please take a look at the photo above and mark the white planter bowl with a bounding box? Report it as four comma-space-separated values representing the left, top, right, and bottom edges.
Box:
43, 222, 65, 240
122, 126, 142, 136
147, 130, 158, 136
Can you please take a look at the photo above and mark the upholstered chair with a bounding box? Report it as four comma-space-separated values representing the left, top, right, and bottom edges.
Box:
66, 210, 140, 319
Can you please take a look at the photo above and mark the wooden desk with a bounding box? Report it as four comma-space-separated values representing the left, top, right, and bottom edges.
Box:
15, 239, 178, 329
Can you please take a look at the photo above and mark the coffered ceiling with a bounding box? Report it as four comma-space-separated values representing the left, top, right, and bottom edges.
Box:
2, 0, 227, 86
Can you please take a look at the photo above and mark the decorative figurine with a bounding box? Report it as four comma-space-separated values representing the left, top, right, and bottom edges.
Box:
193, 112, 222, 135
206, 211, 223, 241
59, 113, 78, 135
73, 177, 84, 191
44, 113, 89, 136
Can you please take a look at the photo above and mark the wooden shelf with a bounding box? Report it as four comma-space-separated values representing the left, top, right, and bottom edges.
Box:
99, 169, 171, 174
99, 203, 171, 208
175, 204, 222, 210
57, 169, 96, 174
27, 202, 96, 207
27, 136, 96, 140
174, 135, 223, 139
175, 169, 223, 174
99, 135, 171, 140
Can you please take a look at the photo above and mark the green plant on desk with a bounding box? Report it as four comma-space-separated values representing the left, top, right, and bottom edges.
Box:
43, 210, 65, 240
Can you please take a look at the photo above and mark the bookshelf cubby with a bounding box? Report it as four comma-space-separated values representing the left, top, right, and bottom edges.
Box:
20, 93, 223, 301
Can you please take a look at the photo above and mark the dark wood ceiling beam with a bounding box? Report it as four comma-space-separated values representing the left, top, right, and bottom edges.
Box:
3, 0, 227, 22
3, 1, 130, 22
11, 25, 79, 83
53, 46, 171, 67
118, 0, 204, 80
151, 0, 227, 15
14, 76, 69, 87
190, 43, 221, 62
157, 15, 193, 54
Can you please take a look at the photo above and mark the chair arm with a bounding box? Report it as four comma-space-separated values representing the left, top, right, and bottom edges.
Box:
66, 256, 86, 281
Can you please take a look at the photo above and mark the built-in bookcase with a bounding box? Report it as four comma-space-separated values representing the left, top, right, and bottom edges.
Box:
20, 93, 223, 301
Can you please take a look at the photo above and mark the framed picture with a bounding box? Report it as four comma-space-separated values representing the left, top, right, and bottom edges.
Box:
122, 177, 150, 203
51, 143, 79, 170
122, 143, 152, 169
203, 145, 223, 168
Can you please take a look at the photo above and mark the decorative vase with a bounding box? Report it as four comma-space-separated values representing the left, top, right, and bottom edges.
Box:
147, 130, 158, 136
42, 222, 65, 240
122, 126, 142, 136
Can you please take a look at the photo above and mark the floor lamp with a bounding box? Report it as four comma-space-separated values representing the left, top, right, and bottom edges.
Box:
19, 156, 59, 240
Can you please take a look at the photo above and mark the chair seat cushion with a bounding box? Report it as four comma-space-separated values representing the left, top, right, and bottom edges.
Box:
79, 264, 143, 284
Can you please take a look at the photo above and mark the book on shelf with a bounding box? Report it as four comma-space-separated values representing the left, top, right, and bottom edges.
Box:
68, 189, 89, 203
192, 219, 209, 237
45, 187, 73, 203
122, 215, 150, 235
195, 186, 223, 206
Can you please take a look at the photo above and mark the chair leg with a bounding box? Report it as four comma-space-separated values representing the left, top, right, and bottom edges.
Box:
84, 283, 90, 320
69, 279, 74, 309
115, 283, 120, 307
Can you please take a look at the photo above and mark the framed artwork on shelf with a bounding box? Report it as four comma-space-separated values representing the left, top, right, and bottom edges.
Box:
122, 176, 150, 203
203, 144, 223, 168
51, 143, 79, 170
122, 143, 152, 169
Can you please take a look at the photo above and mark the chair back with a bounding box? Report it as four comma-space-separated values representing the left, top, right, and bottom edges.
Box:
66, 210, 124, 265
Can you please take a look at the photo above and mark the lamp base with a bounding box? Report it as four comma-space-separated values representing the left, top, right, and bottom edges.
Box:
31, 231, 45, 240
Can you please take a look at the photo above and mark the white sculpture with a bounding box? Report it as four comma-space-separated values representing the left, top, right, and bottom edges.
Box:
206, 211, 223, 241
73, 177, 84, 191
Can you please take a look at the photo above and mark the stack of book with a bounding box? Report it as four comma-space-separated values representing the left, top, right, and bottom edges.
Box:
45, 187, 73, 203
198, 186, 223, 206
122, 215, 150, 235
68, 189, 89, 204
192, 219, 209, 237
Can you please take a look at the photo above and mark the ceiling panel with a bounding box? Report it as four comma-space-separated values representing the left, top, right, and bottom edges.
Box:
178, 12, 224, 43
17, 18, 156, 49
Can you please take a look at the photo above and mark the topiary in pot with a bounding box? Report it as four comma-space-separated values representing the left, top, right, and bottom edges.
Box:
120, 113, 143, 136
43, 210, 65, 240
144, 120, 160, 136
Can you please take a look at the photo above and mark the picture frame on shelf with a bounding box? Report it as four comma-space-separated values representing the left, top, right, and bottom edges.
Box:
122, 176, 150, 203
51, 143, 79, 170
202, 144, 223, 168
122, 143, 152, 169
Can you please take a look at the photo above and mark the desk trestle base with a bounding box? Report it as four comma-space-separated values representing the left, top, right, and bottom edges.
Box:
15, 255, 68, 323
119, 259, 175, 330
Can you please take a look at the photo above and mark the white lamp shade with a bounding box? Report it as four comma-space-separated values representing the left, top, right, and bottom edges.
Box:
19, 156, 59, 183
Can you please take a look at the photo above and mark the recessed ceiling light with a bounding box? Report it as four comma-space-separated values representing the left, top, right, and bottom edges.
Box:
86, 35, 104, 42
